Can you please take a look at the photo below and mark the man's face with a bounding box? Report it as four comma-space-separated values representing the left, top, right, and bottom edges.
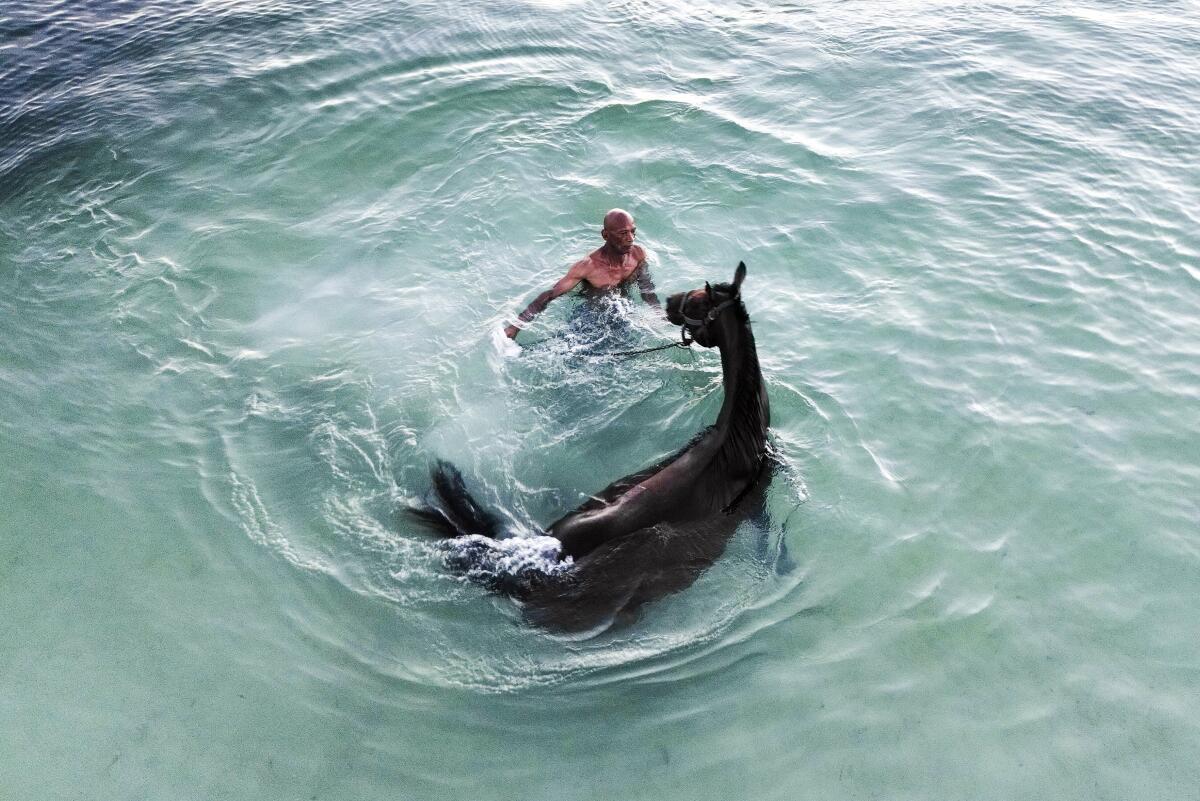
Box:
603, 217, 636, 254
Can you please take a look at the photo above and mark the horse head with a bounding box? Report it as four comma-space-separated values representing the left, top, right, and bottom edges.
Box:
665, 261, 748, 348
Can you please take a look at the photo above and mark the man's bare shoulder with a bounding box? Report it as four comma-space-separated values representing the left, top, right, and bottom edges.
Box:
574, 250, 609, 275
567, 255, 597, 276
631, 244, 648, 264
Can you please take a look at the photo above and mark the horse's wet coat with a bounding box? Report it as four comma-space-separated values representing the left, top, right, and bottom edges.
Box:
413, 262, 771, 632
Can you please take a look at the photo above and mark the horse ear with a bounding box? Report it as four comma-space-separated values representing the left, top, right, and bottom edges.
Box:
732, 261, 746, 294
705, 281, 713, 299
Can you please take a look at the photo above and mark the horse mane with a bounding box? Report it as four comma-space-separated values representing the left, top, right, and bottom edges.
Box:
709, 293, 767, 505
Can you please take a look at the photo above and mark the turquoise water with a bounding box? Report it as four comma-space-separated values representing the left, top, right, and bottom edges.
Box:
3, 1, 1200, 798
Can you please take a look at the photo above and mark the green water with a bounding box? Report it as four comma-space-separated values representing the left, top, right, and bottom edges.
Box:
3, 1, 1199, 798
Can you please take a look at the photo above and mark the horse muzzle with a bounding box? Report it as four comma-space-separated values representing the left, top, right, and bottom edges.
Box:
665, 291, 687, 326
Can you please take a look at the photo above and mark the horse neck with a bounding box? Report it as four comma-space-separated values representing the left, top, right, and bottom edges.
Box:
710, 306, 769, 464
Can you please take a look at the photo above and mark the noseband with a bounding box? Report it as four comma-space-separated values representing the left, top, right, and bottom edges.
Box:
680, 296, 738, 346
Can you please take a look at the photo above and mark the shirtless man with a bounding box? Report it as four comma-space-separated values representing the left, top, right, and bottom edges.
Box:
504, 209, 660, 339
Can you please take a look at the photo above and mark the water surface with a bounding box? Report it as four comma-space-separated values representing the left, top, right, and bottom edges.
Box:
3, 1, 1200, 798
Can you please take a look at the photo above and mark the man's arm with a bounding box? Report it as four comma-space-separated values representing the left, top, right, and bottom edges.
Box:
634, 258, 660, 308
504, 262, 587, 339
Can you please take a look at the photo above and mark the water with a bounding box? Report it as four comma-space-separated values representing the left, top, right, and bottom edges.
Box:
3, 1, 1199, 798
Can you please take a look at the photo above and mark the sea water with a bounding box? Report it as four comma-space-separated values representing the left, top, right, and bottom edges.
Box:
2, 1, 1199, 799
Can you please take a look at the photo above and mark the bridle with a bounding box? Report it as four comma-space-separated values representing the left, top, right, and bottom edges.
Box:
679, 295, 738, 346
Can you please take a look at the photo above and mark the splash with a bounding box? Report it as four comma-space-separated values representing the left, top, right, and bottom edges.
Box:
443, 533, 575, 588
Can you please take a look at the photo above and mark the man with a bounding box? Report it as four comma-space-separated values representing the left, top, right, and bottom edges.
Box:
504, 209, 660, 339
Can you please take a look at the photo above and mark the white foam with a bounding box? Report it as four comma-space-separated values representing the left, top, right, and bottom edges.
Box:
448, 533, 574, 578
490, 327, 522, 358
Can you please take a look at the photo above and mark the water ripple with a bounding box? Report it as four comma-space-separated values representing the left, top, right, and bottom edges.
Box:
5, 1, 1200, 796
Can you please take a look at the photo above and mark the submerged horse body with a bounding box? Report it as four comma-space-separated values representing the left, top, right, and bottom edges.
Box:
414, 262, 770, 632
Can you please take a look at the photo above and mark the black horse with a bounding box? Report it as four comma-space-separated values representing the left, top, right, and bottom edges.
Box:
412, 262, 771, 633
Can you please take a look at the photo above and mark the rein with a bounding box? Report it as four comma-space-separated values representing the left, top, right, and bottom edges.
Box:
518, 332, 691, 359
515, 295, 737, 360
602, 330, 693, 359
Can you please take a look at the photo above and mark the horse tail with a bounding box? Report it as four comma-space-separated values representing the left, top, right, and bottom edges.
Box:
408, 461, 569, 600
408, 460, 505, 540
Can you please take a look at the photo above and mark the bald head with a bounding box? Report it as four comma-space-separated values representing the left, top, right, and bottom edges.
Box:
601, 208, 637, 254
603, 208, 633, 230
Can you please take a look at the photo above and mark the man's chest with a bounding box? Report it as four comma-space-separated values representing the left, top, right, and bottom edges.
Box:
583, 255, 640, 289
